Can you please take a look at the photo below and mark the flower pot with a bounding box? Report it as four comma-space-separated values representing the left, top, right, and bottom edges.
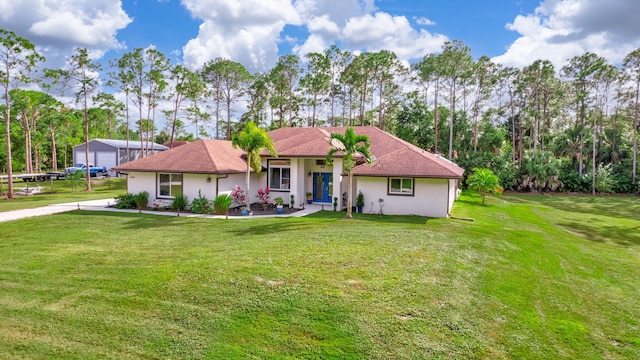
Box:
357, 206, 363, 213
241, 209, 249, 216
276, 205, 284, 214
307, 199, 312, 204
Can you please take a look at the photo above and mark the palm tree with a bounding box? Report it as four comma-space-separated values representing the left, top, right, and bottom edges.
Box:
326, 127, 373, 219
231, 122, 277, 211
466, 168, 502, 205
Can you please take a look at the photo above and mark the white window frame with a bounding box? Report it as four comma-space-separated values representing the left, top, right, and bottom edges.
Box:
158, 173, 183, 198
388, 177, 414, 196
269, 160, 291, 190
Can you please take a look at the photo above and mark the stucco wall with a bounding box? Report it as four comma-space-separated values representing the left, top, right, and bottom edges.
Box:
356, 177, 450, 218
125, 171, 260, 208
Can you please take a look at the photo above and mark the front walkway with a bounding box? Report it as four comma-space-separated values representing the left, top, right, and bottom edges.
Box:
0, 199, 325, 223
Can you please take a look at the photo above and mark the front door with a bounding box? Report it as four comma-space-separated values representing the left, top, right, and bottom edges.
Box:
313, 173, 333, 203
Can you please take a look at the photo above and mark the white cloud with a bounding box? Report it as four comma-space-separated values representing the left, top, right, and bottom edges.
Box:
181, 0, 446, 71
415, 17, 436, 26
0, 0, 131, 66
181, 0, 301, 72
494, 0, 640, 69
342, 12, 447, 60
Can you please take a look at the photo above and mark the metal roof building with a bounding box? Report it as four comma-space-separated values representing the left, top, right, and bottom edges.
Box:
72, 139, 169, 176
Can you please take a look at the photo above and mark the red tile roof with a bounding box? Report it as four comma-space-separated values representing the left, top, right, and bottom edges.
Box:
114, 127, 464, 179
163, 140, 190, 148
113, 139, 248, 174
268, 126, 464, 178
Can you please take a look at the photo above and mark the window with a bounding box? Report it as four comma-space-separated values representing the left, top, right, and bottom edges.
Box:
269, 160, 290, 190
388, 177, 414, 195
158, 173, 182, 198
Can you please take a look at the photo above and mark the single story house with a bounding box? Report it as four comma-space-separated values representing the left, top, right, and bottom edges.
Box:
73, 139, 169, 177
113, 127, 464, 218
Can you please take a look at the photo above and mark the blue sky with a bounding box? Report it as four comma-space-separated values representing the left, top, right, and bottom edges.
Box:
2, 0, 638, 73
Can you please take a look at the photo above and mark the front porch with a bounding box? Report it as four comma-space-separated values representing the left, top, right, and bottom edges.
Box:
265, 157, 346, 211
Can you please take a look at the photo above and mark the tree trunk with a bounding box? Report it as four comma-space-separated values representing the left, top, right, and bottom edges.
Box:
4, 86, 14, 199
345, 169, 353, 219
50, 128, 57, 171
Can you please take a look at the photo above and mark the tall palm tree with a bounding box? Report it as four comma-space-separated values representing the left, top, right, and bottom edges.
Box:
326, 127, 373, 219
231, 122, 277, 210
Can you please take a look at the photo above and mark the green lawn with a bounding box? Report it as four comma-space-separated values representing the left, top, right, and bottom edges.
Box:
0, 192, 638, 359
0, 178, 126, 212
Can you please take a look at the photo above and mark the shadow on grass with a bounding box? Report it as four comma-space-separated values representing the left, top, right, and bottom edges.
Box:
503, 193, 640, 221
305, 210, 435, 225
64, 210, 191, 230
558, 220, 640, 247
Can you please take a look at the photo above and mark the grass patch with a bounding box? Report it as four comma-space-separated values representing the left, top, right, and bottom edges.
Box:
0, 192, 638, 358
0, 178, 126, 212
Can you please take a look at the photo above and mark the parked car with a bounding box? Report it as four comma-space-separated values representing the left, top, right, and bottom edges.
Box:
64, 164, 108, 177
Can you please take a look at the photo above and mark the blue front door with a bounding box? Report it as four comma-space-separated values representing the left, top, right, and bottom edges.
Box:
313, 173, 333, 203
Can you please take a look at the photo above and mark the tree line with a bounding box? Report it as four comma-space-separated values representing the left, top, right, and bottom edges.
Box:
2, 29, 640, 196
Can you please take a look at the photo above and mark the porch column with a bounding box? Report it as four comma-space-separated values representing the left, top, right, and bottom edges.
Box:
331, 158, 343, 210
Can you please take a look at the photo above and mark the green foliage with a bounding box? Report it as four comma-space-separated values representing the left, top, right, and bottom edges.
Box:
171, 194, 188, 212
519, 151, 563, 192
231, 121, 278, 210
327, 127, 373, 218
595, 164, 615, 194
355, 191, 365, 207
66, 170, 85, 192
213, 194, 232, 215
274, 196, 284, 206
466, 168, 502, 204
133, 191, 149, 210
191, 190, 213, 214
114, 193, 136, 209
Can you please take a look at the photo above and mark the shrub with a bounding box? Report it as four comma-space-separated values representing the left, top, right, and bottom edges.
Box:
114, 193, 136, 209
274, 197, 284, 206
213, 194, 232, 215
257, 187, 270, 205
595, 164, 615, 194
466, 168, 502, 205
133, 191, 149, 210
356, 191, 365, 207
230, 185, 246, 207
171, 194, 189, 212
191, 190, 213, 214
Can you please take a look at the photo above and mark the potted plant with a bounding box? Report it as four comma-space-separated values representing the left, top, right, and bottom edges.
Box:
290, 194, 295, 208
274, 197, 284, 214
333, 197, 338, 211
355, 191, 364, 213
306, 191, 313, 204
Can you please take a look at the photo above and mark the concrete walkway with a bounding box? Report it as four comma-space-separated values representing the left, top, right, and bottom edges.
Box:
0, 199, 324, 223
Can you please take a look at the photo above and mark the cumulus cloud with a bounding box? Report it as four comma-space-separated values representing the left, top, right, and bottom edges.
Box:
181, 0, 301, 72
0, 0, 131, 66
341, 12, 447, 60
493, 0, 640, 69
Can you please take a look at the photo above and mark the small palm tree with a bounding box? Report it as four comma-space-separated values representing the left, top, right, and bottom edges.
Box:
326, 127, 372, 219
466, 167, 502, 205
231, 122, 277, 211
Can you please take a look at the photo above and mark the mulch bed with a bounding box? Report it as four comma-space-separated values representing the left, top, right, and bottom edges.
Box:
227, 203, 301, 217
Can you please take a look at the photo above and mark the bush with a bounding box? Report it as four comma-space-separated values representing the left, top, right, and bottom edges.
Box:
213, 194, 232, 215
191, 190, 213, 214
114, 193, 136, 209
133, 191, 149, 210
171, 194, 189, 212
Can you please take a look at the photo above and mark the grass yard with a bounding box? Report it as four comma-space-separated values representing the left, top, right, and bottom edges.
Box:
0, 178, 126, 212
0, 192, 638, 359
